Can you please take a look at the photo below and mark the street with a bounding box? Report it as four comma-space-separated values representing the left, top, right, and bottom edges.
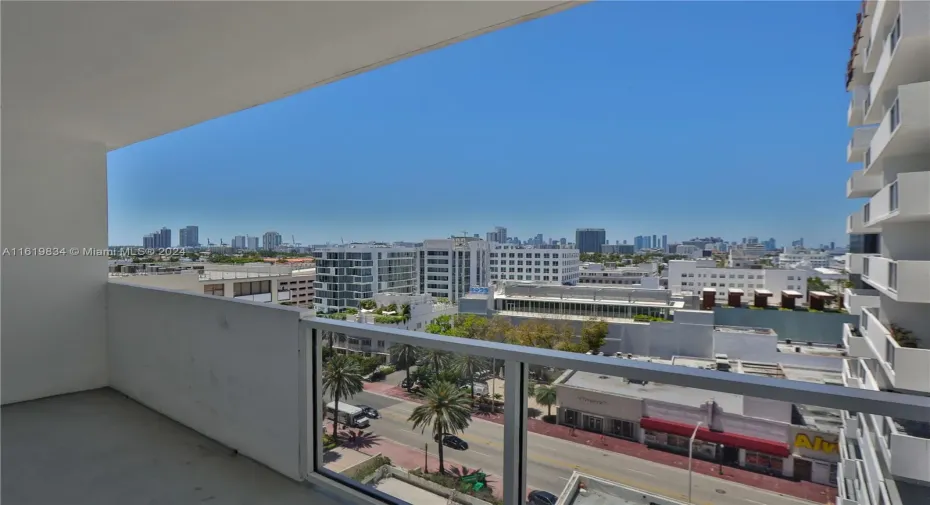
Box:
337, 390, 821, 505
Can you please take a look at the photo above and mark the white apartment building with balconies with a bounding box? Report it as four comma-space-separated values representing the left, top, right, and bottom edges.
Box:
668, 260, 809, 305
488, 243, 581, 285
840, 2, 930, 505
311, 243, 418, 311
417, 237, 489, 302
778, 250, 833, 269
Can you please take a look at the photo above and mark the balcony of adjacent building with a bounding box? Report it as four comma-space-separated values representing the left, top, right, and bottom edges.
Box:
863, 171, 930, 226
863, 81, 930, 177
847, 125, 878, 163
843, 287, 880, 316
857, 307, 930, 394
861, 1, 930, 127
876, 414, 930, 485
848, 207, 883, 234
837, 421, 864, 505
848, 85, 871, 128
862, 256, 930, 303
846, 168, 884, 199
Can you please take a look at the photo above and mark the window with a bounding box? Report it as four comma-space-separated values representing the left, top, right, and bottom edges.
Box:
889, 98, 900, 133
234, 280, 271, 297
890, 180, 899, 211
203, 283, 224, 296
745, 451, 784, 473
889, 15, 901, 54
787, 276, 794, 281
864, 202, 871, 223
888, 262, 897, 291
865, 148, 871, 168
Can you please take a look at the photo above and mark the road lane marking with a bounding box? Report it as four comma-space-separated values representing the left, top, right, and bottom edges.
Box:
744, 500, 768, 505
626, 468, 656, 478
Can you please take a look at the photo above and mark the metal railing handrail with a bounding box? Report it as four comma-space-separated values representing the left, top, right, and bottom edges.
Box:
304, 318, 930, 421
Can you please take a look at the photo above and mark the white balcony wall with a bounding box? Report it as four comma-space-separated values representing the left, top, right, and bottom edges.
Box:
847, 169, 883, 199
866, 82, 930, 176
893, 346, 930, 393
107, 283, 306, 479
888, 425, 930, 483
844, 288, 880, 316
863, 256, 892, 292
847, 125, 878, 162
866, 2, 930, 122
892, 261, 930, 303
870, 171, 930, 224
844, 323, 873, 359
846, 253, 877, 275
1, 131, 109, 405
848, 85, 870, 127
848, 208, 881, 234
862, 308, 894, 367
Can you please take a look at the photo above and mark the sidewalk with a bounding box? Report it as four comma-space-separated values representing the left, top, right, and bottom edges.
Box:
363, 383, 837, 503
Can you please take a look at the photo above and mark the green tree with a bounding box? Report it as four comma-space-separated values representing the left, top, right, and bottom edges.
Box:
407, 381, 473, 474
359, 299, 377, 310
321, 354, 364, 439
401, 304, 412, 322
580, 320, 609, 353
455, 353, 491, 398
425, 315, 455, 336
556, 341, 588, 353
534, 384, 558, 417
391, 343, 420, 384
420, 347, 451, 376
807, 276, 831, 293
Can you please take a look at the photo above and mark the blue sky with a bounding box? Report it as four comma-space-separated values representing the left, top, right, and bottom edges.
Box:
108, 1, 860, 247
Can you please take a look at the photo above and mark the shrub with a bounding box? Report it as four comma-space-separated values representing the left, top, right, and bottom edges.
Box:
323, 433, 338, 450
344, 308, 359, 315
375, 315, 405, 324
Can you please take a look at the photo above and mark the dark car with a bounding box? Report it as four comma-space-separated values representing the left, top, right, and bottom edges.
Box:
357, 405, 380, 419
434, 433, 468, 451
527, 490, 558, 505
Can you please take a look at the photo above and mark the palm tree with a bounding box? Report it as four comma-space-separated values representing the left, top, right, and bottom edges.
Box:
322, 354, 364, 439
455, 354, 491, 398
534, 385, 558, 418
401, 303, 412, 323
391, 343, 419, 385
408, 381, 472, 474
420, 347, 451, 376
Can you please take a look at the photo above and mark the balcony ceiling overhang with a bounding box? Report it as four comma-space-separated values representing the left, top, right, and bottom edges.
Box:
2, 1, 578, 150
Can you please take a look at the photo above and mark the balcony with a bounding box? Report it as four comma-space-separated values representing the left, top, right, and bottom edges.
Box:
865, 171, 930, 225
861, 307, 930, 393
882, 416, 930, 484
844, 323, 872, 359
864, 82, 930, 176
846, 125, 878, 163
863, 2, 930, 126
864, 257, 930, 303
847, 208, 882, 234
843, 287, 880, 316
847, 85, 870, 127
838, 426, 862, 505
4, 283, 930, 505
846, 168, 883, 199
846, 253, 879, 276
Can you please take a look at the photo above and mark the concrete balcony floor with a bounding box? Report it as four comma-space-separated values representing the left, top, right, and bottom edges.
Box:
1, 388, 348, 505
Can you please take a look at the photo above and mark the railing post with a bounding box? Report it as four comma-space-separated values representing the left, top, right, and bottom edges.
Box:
503, 360, 528, 505
310, 325, 325, 474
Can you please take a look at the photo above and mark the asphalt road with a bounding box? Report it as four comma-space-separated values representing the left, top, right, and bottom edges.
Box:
341, 390, 820, 505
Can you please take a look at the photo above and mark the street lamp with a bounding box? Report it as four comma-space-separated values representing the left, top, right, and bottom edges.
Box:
688, 421, 703, 504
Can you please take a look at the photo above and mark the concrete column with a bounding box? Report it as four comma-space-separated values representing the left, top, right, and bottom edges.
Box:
2, 130, 109, 404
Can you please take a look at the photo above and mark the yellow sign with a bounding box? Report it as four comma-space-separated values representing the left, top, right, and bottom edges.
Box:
794, 433, 838, 454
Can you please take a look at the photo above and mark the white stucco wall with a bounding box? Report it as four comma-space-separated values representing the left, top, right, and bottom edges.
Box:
106, 283, 305, 479
2, 132, 109, 404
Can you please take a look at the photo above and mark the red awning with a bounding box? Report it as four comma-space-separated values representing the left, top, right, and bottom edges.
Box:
640, 417, 790, 458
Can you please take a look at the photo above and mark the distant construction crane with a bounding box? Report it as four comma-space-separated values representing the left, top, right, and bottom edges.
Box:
292, 234, 301, 248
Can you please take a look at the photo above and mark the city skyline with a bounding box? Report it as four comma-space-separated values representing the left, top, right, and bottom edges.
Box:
107, 1, 856, 247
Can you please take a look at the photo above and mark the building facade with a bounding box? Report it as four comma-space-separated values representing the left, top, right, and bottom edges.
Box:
575, 228, 606, 254
178, 225, 199, 248
668, 260, 809, 305
262, 231, 283, 250
417, 237, 489, 302
486, 226, 507, 244
601, 244, 635, 255
839, 2, 930, 505
578, 262, 659, 287
487, 244, 580, 285
777, 250, 832, 269
311, 244, 418, 311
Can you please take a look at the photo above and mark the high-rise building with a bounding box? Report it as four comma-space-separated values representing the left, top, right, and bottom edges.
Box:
575, 228, 606, 254
661, 235, 668, 252
840, 4, 930, 505
311, 243, 418, 311
142, 234, 155, 249
143, 227, 171, 249
262, 231, 282, 250
247, 236, 259, 251
232, 236, 247, 250
179, 225, 199, 247
486, 226, 508, 244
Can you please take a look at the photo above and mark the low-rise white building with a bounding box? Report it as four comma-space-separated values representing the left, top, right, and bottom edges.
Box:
778, 250, 832, 269
487, 243, 580, 285
578, 262, 659, 288
668, 260, 809, 305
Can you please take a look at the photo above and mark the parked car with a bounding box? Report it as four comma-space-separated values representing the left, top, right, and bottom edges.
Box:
434, 433, 468, 451
357, 405, 380, 419
527, 490, 558, 505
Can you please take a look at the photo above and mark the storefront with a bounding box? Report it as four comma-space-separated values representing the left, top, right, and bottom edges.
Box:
790, 428, 840, 486
640, 417, 791, 471
556, 386, 644, 442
